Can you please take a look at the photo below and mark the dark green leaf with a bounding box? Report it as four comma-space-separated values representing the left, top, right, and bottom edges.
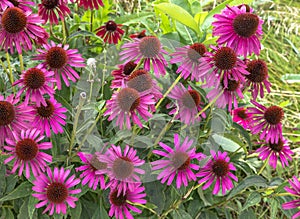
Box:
242, 192, 261, 210
171, 209, 193, 219
115, 12, 154, 25
0, 181, 32, 202
212, 134, 241, 152
270, 198, 278, 218
239, 209, 256, 219
18, 197, 29, 219
28, 196, 38, 219
70, 201, 82, 219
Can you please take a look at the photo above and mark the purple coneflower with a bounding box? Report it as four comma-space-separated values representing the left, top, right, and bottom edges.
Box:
29, 97, 67, 137
76, 152, 107, 190
212, 4, 264, 57
0, 7, 49, 54
167, 83, 206, 125
248, 100, 284, 144
231, 107, 252, 129
13, 65, 56, 107
0, 0, 34, 12
170, 43, 207, 81
282, 176, 300, 219
33, 41, 85, 90
197, 150, 238, 195
151, 134, 205, 188
0, 0, 13, 11
95, 20, 124, 44
109, 183, 146, 219
256, 138, 293, 169
38, 0, 71, 24
104, 87, 155, 129
96, 145, 145, 196
120, 36, 168, 78
72, 0, 104, 10
111, 61, 137, 89
4, 128, 52, 179
32, 167, 81, 215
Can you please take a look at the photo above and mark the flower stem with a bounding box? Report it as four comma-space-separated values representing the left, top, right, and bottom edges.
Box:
19, 53, 24, 72
101, 47, 107, 98
6, 53, 15, 92
257, 154, 271, 175
90, 10, 94, 32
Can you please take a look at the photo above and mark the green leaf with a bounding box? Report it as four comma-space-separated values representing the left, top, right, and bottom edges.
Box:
281, 74, 300, 83
270, 198, 278, 218
0, 181, 32, 202
70, 201, 82, 219
28, 196, 38, 219
154, 3, 200, 34
242, 192, 261, 211
91, 199, 109, 219
239, 209, 256, 219
18, 197, 29, 219
114, 12, 154, 25
171, 209, 193, 219
2, 208, 14, 219
212, 134, 241, 152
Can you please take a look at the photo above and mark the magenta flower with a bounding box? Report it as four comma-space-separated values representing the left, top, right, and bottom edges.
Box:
282, 176, 300, 219
72, 0, 104, 10
152, 134, 205, 188
33, 41, 86, 90
29, 97, 67, 137
167, 83, 206, 125
96, 145, 145, 196
32, 167, 81, 215
0, 0, 13, 11
95, 20, 124, 44
0, 94, 32, 148
212, 5, 263, 57
111, 61, 137, 89
4, 128, 52, 179
248, 100, 284, 144
109, 183, 147, 219
76, 152, 107, 190
197, 150, 238, 195
13, 65, 56, 107
170, 43, 207, 81
104, 87, 155, 129
245, 59, 271, 99
232, 107, 252, 129
0, 0, 34, 12
256, 138, 293, 169
0, 7, 49, 54
38, 0, 71, 24
120, 36, 168, 78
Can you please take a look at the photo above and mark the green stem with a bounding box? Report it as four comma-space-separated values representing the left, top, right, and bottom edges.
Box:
257, 154, 271, 175
6, 53, 15, 92
19, 53, 24, 72
101, 47, 107, 98
61, 19, 69, 44
90, 10, 94, 32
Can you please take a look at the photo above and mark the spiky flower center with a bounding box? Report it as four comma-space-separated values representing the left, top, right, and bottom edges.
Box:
37, 99, 55, 118
269, 139, 284, 152
123, 61, 137, 76
225, 79, 240, 91
1, 7, 27, 34
237, 108, 248, 119
264, 106, 284, 125
46, 182, 68, 204
110, 190, 127, 206
139, 36, 161, 58
127, 69, 152, 92
42, 0, 59, 9
112, 156, 134, 180
117, 88, 140, 112
187, 43, 207, 62
24, 68, 46, 89
172, 152, 190, 171
105, 20, 117, 31
237, 4, 251, 12
15, 138, 39, 161
214, 47, 237, 70
46, 47, 68, 69
181, 90, 201, 108
8, 0, 20, 7
246, 60, 268, 83
136, 30, 146, 38
90, 154, 107, 170
233, 13, 259, 38
212, 159, 229, 177
0, 101, 15, 126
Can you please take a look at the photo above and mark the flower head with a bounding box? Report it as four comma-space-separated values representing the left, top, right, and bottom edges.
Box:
33, 41, 85, 90
0, 0, 34, 12
152, 134, 205, 188
212, 5, 264, 57
4, 128, 52, 178
32, 167, 81, 215
38, 0, 71, 24
282, 176, 300, 219
120, 36, 168, 78
95, 20, 124, 44
197, 150, 238, 195
111, 61, 137, 89
232, 107, 252, 129
130, 29, 147, 39
72, 0, 104, 10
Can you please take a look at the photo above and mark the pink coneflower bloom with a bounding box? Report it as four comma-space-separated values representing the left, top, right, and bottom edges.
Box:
245, 59, 271, 99
0, 0, 13, 11
199, 45, 249, 88
104, 87, 155, 129
120, 36, 168, 78
0, 0, 34, 12
4, 128, 52, 179
248, 100, 284, 144
109, 183, 146, 219
73, 0, 104, 10
30, 97, 67, 137
32, 167, 81, 215
111, 61, 137, 89
197, 150, 238, 195
96, 145, 145, 196
282, 176, 300, 219
38, 0, 71, 24
95, 20, 124, 44
170, 43, 207, 81
130, 29, 147, 39
13, 65, 56, 107
151, 134, 205, 188
167, 83, 206, 125
232, 107, 252, 129
0, 94, 32, 148
256, 138, 293, 169
76, 152, 107, 190
33, 41, 85, 90
212, 5, 263, 57
0, 7, 49, 54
